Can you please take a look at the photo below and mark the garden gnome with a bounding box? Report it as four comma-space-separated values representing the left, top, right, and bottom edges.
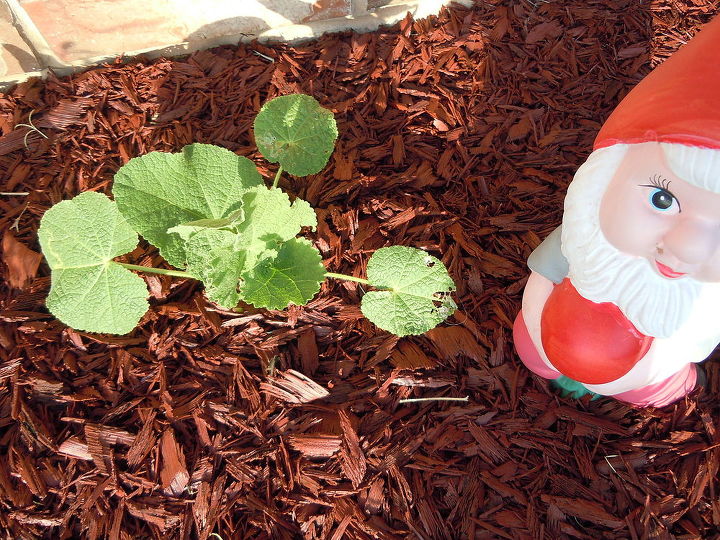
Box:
513, 15, 720, 407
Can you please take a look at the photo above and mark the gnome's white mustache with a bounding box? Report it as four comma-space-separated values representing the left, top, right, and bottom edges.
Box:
561, 146, 701, 338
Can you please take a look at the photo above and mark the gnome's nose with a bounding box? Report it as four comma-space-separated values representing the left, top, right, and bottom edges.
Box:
663, 217, 720, 265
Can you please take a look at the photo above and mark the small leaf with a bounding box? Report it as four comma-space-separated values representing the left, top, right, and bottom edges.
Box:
181, 209, 244, 229
361, 246, 456, 337
234, 185, 316, 269
37, 191, 148, 334
113, 143, 262, 267
167, 209, 244, 244
166, 223, 210, 244
180, 186, 316, 308
241, 238, 325, 310
185, 229, 251, 309
254, 94, 338, 176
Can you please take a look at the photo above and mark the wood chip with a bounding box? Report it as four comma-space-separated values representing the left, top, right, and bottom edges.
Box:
260, 369, 330, 404
159, 429, 189, 496
1, 232, 43, 289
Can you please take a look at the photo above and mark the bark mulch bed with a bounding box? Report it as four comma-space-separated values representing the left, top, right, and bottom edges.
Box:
1, 1, 720, 538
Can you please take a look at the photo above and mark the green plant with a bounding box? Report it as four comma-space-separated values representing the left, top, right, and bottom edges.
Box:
37, 94, 456, 336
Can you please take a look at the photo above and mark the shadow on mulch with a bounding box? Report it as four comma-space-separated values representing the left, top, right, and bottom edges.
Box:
1, 1, 719, 538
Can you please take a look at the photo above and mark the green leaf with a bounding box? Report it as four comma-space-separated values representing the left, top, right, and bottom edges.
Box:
167, 209, 244, 245
181, 209, 244, 229
184, 229, 250, 309
240, 238, 325, 310
176, 185, 316, 308
234, 185, 316, 269
254, 94, 338, 176
37, 191, 149, 334
360, 246, 456, 337
112, 143, 262, 267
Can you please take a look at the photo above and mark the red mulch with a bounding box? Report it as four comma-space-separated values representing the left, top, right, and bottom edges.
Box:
1, 1, 720, 538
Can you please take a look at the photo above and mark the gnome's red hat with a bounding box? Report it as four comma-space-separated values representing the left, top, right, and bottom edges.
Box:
594, 14, 720, 150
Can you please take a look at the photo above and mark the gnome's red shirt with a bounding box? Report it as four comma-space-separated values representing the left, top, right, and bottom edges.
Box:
540, 278, 654, 384
525, 226, 654, 384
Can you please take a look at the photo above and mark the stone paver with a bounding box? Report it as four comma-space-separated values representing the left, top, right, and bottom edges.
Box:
18, 0, 352, 65
303, 0, 352, 22
0, 1, 41, 85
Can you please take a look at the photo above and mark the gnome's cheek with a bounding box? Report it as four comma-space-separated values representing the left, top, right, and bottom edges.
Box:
598, 146, 677, 259
540, 279, 653, 384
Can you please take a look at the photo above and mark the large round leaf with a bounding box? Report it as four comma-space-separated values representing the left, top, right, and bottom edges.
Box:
254, 94, 338, 177
37, 191, 148, 334
112, 143, 262, 268
361, 246, 456, 337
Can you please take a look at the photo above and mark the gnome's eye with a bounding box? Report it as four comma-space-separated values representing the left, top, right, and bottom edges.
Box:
642, 176, 680, 214
648, 188, 679, 212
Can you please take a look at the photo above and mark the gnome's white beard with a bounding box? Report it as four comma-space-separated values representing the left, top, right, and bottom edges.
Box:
561, 146, 702, 338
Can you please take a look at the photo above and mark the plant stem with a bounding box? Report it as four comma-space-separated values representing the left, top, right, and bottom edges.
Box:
272, 166, 284, 189
398, 396, 469, 404
324, 272, 372, 285
325, 273, 447, 300
117, 262, 194, 279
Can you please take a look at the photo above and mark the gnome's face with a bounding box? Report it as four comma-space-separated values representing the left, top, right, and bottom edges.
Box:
599, 142, 720, 283
560, 142, 720, 338
571, 15, 720, 329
